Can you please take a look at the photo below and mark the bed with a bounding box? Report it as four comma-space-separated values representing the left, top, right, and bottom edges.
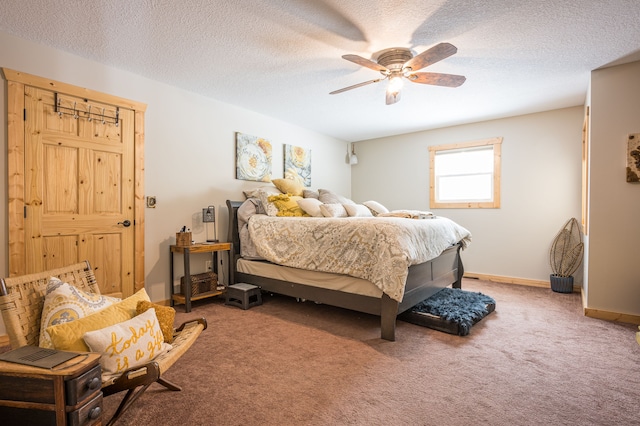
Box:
226, 198, 471, 341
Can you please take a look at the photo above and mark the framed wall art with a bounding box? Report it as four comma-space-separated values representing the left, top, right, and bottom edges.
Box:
627, 133, 640, 183
236, 132, 272, 182
283, 144, 311, 187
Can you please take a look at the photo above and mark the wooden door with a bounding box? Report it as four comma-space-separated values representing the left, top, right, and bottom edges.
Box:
4, 69, 146, 298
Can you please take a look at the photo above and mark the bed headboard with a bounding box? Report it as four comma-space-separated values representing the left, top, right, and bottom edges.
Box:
226, 200, 243, 257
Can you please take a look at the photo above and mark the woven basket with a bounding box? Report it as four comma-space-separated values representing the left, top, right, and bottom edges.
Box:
180, 272, 218, 295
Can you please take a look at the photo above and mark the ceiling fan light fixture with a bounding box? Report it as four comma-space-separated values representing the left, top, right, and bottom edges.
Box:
387, 75, 404, 95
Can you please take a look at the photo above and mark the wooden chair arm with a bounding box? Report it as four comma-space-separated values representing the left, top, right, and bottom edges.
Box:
175, 317, 207, 332
103, 362, 161, 396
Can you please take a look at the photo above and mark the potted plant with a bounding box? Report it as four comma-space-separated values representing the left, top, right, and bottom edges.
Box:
549, 218, 584, 293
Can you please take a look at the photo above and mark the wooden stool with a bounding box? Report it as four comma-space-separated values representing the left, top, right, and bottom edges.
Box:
225, 283, 262, 310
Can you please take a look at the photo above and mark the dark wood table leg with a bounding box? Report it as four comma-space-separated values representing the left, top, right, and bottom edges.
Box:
183, 247, 192, 312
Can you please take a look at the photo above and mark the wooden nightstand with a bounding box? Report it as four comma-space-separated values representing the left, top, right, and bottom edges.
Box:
0, 352, 103, 425
170, 242, 234, 312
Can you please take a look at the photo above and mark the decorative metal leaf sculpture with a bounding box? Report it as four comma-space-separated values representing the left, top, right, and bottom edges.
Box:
549, 218, 584, 277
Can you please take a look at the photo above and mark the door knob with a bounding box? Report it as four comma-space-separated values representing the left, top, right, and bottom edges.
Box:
118, 219, 131, 227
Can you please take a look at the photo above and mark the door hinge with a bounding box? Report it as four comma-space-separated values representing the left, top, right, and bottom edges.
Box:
24, 206, 27, 218
23, 109, 26, 121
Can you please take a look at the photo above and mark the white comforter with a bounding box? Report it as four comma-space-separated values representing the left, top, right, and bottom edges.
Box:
248, 215, 471, 302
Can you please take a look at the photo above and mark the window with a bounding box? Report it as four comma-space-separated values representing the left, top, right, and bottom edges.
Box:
429, 137, 502, 208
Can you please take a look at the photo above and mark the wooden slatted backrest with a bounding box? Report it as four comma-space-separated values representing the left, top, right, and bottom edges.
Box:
0, 261, 99, 349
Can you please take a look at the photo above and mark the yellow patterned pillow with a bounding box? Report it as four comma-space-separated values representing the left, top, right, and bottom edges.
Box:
83, 308, 172, 382
46, 288, 150, 352
268, 194, 309, 217
136, 301, 176, 343
271, 178, 304, 196
39, 277, 120, 349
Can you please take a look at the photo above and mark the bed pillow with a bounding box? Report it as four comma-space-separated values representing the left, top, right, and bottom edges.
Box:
319, 203, 348, 218
243, 188, 261, 199
39, 277, 120, 348
297, 198, 323, 217
136, 301, 176, 343
245, 197, 266, 215
46, 288, 151, 352
303, 189, 319, 199
238, 198, 264, 225
83, 308, 172, 382
271, 178, 304, 196
318, 189, 356, 205
243, 185, 281, 200
344, 204, 374, 217
257, 188, 282, 216
268, 194, 308, 217
363, 200, 390, 216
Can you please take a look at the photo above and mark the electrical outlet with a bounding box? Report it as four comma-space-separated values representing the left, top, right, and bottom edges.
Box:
205, 260, 213, 271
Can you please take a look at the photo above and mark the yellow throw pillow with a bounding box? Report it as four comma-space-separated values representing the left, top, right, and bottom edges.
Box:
268, 194, 308, 217
136, 301, 176, 343
83, 308, 172, 382
47, 288, 150, 352
39, 277, 120, 349
271, 178, 304, 196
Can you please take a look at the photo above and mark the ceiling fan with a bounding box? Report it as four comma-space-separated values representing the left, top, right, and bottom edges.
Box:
330, 42, 466, 105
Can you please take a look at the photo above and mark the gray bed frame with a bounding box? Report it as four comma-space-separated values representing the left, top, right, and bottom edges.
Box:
227, 200, 464, 341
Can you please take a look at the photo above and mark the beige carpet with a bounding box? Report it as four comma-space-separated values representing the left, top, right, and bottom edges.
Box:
96, 278, 639, 425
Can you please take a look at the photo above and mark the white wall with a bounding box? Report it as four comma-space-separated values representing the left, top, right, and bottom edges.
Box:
351, 107, 584, 283
587, 60, 640, 316
6, 29, 626, 335
0, 31, 350, 335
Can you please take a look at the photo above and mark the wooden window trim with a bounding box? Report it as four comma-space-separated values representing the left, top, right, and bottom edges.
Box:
429, 137, 502, 209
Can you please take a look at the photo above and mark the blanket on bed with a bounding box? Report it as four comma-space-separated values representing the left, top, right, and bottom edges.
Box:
248, 215, 471, 302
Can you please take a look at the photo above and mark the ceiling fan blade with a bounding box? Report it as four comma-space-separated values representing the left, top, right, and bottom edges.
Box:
342, 54, 389, 73
408, 72, 466, 87
385, 90, 401, 105
330, 78, 382, 95
403, 42, 458, 72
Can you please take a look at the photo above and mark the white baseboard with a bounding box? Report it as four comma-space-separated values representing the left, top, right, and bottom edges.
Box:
463, 272, 580, 292
465, 272, 640, 325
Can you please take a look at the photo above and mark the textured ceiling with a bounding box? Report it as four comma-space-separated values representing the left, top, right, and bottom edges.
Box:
1, 0, 640, 141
